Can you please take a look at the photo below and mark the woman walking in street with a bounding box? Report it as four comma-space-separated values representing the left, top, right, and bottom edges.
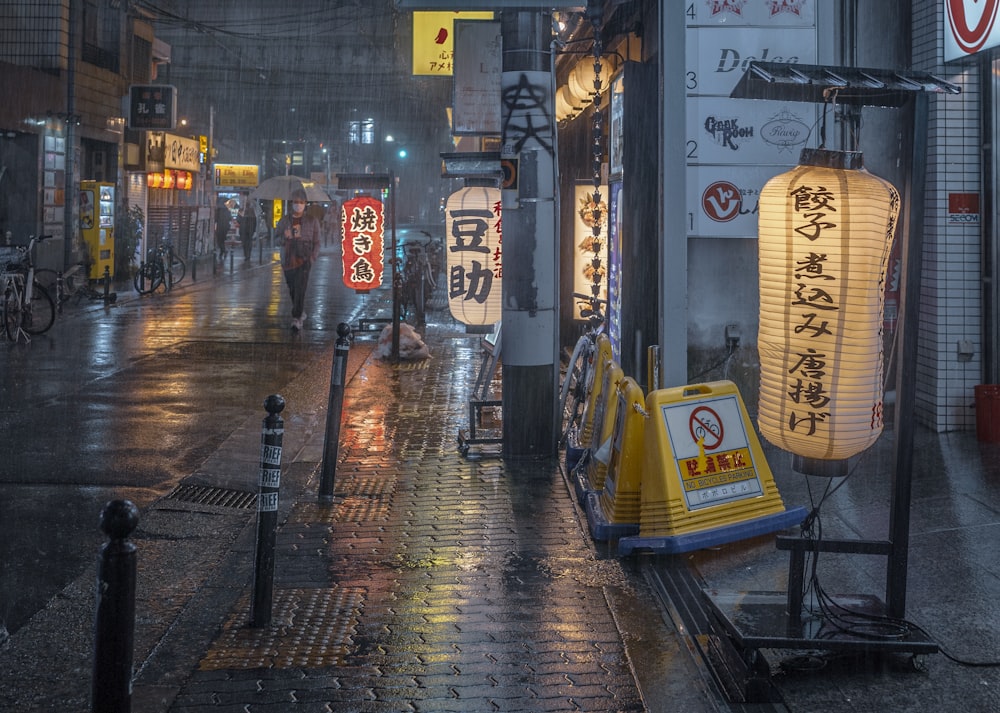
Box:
238, 195, 257, 261
275, 186, 321, 330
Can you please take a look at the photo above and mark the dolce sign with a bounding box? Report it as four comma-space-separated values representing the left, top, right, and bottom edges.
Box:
944, 0, 1000, 61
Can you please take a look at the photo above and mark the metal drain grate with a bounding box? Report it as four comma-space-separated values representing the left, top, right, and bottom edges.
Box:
165, 483, 258, 510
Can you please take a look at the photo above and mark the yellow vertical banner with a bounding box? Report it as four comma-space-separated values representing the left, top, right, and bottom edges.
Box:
412, 11, 494, 76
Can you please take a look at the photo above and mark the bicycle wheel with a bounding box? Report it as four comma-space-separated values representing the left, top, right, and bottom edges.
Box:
559, 336, 593, 445
62, 271, 85, 303
134, 260, 163, 295
23, 282, 55, 335
2, 284, 22, 340
169, 254, 186, 286
34, 268, 59, 296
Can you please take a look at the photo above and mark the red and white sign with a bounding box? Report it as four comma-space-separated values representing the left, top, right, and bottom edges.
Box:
945, 0, 1000, 61
948, 191, 981, 224
340, 196, 385, 291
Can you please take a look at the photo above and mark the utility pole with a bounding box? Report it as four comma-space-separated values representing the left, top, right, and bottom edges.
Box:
499, 10, 557, 459
64, 0, 78, 269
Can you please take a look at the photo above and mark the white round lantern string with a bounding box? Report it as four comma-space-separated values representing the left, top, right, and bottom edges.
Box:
586, 7, 604, 321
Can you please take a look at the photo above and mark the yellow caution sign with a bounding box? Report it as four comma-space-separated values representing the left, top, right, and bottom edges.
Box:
571, 361, 624, 502
585, 376, 645, 541
618, 380, 806, 555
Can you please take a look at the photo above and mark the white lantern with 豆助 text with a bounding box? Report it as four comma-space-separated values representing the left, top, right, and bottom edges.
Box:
757, 148, 900, 476
445, 185, 502, 328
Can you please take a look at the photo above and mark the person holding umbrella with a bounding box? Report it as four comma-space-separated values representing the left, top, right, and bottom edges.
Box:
275, 186, 321, 330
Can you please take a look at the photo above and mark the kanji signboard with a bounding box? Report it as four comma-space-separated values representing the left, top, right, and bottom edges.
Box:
128, 85, 177, 130
340, 196, 385, 291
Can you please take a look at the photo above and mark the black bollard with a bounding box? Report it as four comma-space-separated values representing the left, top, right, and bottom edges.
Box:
91, 499, 139, 713
103, 266, 111, 304
250, 394, 285, 628
319, 323, 352, 504
56, 271, 64, 314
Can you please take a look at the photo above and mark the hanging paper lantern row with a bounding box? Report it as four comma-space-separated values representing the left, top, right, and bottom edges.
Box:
445, 186, 502, 327
147, 170, 193, 190
340, 195, 385, 291
757, 148, 900, 470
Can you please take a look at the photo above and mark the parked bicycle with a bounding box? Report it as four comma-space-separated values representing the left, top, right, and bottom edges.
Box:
36, 259, 105, 311
399, 232, 442, 325
134, 239, 186, 295
558, 292, 607, 446
1, 234, 56, 342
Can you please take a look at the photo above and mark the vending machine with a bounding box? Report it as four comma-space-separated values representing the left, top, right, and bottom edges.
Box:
80, 181, 115, 279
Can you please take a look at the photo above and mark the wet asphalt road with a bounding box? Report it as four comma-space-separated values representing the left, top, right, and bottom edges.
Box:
0, 235, 412, 636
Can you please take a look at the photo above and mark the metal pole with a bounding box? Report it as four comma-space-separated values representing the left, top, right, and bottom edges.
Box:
250, 394, 285, 628
647, 344, 661, 392
91, 499, 139, 713
886, 92, 927, 618
390, 171, 400, 361
319, 323, 351, 503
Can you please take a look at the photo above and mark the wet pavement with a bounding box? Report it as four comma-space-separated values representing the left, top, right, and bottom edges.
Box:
2, 232, 1000, 712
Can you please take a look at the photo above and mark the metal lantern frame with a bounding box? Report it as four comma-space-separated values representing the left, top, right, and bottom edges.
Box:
701, 62, 961, 663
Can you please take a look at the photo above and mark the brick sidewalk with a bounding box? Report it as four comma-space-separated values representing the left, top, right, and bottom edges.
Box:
162, 323, 652, 712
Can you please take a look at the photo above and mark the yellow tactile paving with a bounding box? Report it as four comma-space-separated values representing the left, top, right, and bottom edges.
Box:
199, 586, 364, 670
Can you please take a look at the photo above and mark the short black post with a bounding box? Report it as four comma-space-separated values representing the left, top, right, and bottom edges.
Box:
191, 251, 197, 281
319, 323, 351, 504
56, 271, 64, 314
103, 266, 111, 304
229, 247, 234, 273
250, 394, 285, 628
91, 499, 139, 713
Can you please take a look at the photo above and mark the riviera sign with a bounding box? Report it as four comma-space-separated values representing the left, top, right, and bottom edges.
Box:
945, 0, 1000, 61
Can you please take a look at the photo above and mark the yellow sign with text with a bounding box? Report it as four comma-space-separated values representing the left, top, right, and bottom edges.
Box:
214, 164, 259, 189
412, 11, 494, 76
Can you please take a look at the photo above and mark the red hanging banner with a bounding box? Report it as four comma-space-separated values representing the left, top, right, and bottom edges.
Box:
340, 196, 385, 291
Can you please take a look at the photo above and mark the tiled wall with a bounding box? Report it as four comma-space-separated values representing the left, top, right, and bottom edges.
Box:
912, 0, 982, 431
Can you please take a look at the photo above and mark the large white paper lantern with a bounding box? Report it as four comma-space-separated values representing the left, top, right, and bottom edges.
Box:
445, 186, 502, 327
757, 148, 900, 475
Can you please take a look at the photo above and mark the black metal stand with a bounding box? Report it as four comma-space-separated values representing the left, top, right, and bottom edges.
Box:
700, 63, 960, 668
458, 326, 503, 455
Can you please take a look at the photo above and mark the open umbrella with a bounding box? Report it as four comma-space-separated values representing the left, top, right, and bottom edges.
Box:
250, 175, 332, 202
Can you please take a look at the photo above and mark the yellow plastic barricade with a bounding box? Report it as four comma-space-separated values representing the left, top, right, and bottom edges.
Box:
585, 376, 645, 541
618, 380, 806, 556
571, 361, 624, 504
577, 334, 614, 447
565, 334, 614, 471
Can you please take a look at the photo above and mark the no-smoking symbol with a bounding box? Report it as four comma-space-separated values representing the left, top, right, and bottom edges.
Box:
689, 406, 724, 451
